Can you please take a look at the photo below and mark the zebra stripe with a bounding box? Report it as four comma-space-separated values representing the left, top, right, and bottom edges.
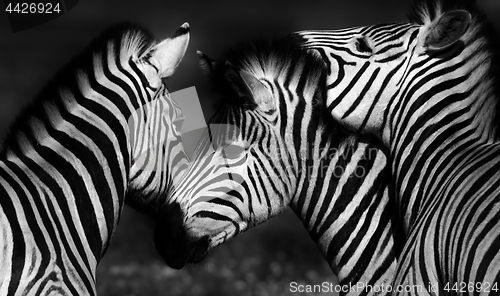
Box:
292, 0, 500, 293
155, 38, 402, 294
0, 23, 189, 295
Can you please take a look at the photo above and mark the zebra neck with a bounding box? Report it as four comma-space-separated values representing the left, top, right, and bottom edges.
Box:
389, 62, 500, 233
290, 135, 397, 286
0, 100, 131, 263
387, 24, 499, 145
289, 125, 352, 226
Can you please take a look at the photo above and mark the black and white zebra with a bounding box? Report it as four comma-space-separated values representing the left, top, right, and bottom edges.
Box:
0, 23, 190, 295
154, 38, 403, 294
292, 0, 500, 293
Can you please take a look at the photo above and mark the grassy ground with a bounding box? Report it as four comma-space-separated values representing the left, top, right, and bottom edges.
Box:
96, 207, 337, 296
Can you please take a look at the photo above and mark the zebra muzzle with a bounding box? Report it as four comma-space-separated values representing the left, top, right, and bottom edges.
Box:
154, 202, 210, 269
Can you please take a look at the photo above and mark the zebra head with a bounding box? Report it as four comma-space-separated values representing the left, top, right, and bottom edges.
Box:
292, 0, 478, 142
124, 24, 190, 217
153, 38, 345, 269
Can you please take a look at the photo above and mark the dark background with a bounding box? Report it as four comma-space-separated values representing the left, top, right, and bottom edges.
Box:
1, 1, 499, 295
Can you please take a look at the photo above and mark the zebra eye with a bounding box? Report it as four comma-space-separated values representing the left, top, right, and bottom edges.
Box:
356, 37, 373, 54
222, 144, 245, 159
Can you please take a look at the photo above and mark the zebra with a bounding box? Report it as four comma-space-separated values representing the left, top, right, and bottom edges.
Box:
154, 37, 403, 294
291, 0, 500, 293
0, 22, 190, 295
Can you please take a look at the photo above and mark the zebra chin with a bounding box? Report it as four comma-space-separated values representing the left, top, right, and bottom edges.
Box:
153, 201, 210, 269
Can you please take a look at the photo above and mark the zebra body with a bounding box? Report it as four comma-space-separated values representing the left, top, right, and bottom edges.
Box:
0, 23, 189, 295
155, 38, 401, 294
293, 0, 500, 293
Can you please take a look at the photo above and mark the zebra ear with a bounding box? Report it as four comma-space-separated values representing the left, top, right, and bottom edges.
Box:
236, 68, 275, 112
423, 10, 471, 51
197, 51, 217, 74
222, 62, 275, 111
223, 62, 254, 104
147, 23, 190, 78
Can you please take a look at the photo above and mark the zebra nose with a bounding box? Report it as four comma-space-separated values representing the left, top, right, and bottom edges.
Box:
154, 202, 209, 269
154, 202, 186, 269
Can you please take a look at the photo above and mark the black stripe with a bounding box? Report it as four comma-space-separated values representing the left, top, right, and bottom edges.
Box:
459, 152, 500, 284
44, 188, 94, 294
194, 211, 240, 234
206, 197, 244, 221
0, 168, 27, 295
327, 61, 370, 113
310, 142, 356, 242
252, 157, 275, 218
48, 127, 116, 254
375, 51, 406, 63
2, 162, 52, 291
342, 67, 380, 119
375, 42, 404, 55
365, 59, 406, 132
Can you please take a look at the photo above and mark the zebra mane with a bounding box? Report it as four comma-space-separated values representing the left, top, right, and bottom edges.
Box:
205, 37, 329, 117
0, 22, 157, 156
407, 0, 477, 24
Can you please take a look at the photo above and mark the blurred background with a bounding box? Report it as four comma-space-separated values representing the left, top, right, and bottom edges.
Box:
1, 1, 499, 295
